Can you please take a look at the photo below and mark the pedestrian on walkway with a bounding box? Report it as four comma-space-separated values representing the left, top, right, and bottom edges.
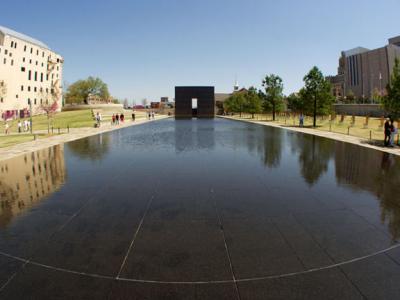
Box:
112, 114, 116, 125
24, 119, 29, 132
389, 119, 397, 147
299, 113, 304, 127
120, 113, 124, 123
151, 111, 155, 119
4, 122, 9, 135
384, 118, 391, 146
116, 113, 120, 125
132, 111, 135, 121
18, 120, 22, 133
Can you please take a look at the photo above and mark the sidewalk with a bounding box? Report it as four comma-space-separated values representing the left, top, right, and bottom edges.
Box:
0, 115, 169, 162
220, 116, 400, 157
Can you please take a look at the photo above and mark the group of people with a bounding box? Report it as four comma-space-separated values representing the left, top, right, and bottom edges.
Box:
111, 113, 124, 125
3, 120, 30, 135
384, 118, 398, 147
148, 111, 155, 120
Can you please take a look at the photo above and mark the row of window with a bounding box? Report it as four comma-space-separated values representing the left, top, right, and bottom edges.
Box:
1, 97, 51, 105
21, 85, 50, 93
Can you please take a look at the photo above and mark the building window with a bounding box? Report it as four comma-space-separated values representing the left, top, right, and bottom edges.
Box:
34, 99, 37, 105
24, 45, 27, 52
14, 42, 17, 49
21, 67, 26, 72
28, 70, 31, 80
36, 50, 39, 55
34, 71, 37, 81
30, 48, 33, 54
23, 57, 26, 62
21, 85, 24, 91
3, 58, 5, 64
16, 94, 18, 98
34, 87, 37, 92
29, 59, 32, 64
40, 73, 43, 82
10, 41, 14, 48
11, 59, 13, 66
28, 86, 31, 91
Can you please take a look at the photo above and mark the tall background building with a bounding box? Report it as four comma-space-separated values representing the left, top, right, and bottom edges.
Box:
328, 35, 400, 102
0, 25, 63, 119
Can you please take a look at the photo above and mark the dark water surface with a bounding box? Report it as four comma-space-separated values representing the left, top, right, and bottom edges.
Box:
1, 118, 400, 299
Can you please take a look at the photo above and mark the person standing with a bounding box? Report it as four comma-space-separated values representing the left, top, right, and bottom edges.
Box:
120, 113, 124, 123
384, 118, 391, 146
112, 114, 115, 125
132, 111, 135, 121
299, 114, 304, 127
18, 120, 22, 133
390, 119, 397, 147
116, 113, 120, 125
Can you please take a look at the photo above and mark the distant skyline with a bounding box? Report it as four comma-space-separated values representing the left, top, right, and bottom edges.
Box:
2, 0, 400, 102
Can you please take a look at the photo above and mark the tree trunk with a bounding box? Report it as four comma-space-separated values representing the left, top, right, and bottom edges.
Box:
313, 94, 317, 127
272, 103, 276, 121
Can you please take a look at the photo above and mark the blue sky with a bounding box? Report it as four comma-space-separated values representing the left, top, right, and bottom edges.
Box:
2, 0, 400, 102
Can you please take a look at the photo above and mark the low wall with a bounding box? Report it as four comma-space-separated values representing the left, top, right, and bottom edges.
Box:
333, 104, 386, 117
62, 103, 123, 111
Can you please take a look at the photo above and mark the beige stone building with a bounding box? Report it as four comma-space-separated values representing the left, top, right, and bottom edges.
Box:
0, 25, 63, 119
0, 145, 65, 228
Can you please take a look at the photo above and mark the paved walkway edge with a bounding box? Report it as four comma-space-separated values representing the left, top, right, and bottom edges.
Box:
219, 116, 400, 157
0, 116, 170, 162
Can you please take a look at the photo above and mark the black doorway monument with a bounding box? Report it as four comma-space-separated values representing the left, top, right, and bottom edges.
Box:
175, 86, 215, 118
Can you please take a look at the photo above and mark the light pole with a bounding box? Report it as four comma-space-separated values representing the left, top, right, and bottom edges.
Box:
29, 100, 33, 134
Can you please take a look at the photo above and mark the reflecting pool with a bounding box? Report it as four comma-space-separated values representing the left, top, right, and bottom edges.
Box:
0, 118, 400, 299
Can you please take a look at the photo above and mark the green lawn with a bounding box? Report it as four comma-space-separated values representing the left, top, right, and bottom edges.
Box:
1, 109, 95, 133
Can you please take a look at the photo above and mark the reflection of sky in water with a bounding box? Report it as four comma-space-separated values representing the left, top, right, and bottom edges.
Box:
1, 118, 400, 239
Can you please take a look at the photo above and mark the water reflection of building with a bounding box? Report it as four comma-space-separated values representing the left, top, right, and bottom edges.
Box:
0, 145, 65, 228
334, 144, 400, 240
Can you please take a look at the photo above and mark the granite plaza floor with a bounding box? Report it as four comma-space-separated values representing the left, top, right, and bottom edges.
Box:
0, 118, 400, 299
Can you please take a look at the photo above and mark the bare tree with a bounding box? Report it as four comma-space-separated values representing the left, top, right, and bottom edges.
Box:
38, 89, 59, 133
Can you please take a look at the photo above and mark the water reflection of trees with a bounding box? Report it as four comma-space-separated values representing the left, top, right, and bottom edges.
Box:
335, 144, 400, 241
290, 134, 335, 186
0, 145, 66, 228
67, 134, 111, 161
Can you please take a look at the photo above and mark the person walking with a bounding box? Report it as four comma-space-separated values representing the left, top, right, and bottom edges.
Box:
4, 122, 9, 135
24, 119, 28, 132
120, 113, 124, 123
132, 111, 135, 121
151, 111, 155, 119
18, 120, 22, 133
384, 118, 391, 146
112, 114, 115, 125
116, 113, 120, 125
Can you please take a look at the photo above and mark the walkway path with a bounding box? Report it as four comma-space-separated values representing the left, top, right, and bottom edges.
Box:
220, 116, 400, 157
0, 115, 169, 162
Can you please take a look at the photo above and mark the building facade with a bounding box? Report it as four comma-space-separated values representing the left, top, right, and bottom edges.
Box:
0, 25, 63, 120
328, 36, 400, 101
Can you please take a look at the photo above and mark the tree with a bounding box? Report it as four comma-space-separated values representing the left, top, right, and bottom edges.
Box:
37, 90, 59, 133
345, 90, 355, 103
302, 67, 334, 126
286, 92, 304, 113
262, 74, 284, 120
123, 98, 129, 108
372, 88, 382, 103
243, 87, 262, 118
65, 77, 110, 104
224, 92, 246, 116
382, 58, 400, 118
